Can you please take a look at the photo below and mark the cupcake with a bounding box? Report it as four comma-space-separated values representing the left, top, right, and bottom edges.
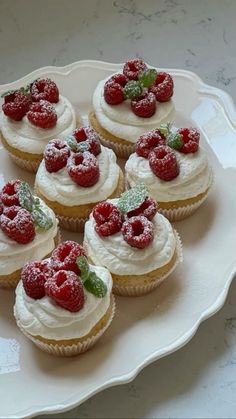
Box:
125, 125, 213, 221
89, 58, 175, 159
35, 126, 125, 232
0, 179, 59, 288
14, 241, 115, 356
84, 185, 182, 296
0, 78, 76, 172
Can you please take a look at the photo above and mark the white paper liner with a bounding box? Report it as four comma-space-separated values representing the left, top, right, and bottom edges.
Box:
112, 230, 183, 297
0, 228, 61, 289
99, 136, 135, 159
8, 151, 41, 173
15, 295, 116, 357
57, 214, 88, 232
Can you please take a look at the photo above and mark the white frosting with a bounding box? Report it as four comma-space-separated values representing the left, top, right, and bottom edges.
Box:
14, 265, 112, 340
84, 201, 176, 275
0, 95, 76, 154
125, 147, 213, 202
35, 145, 120, 206
0, 200, 58, 275
93, 77, 175, 143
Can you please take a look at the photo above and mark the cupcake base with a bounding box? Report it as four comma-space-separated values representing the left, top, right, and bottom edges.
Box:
34, 168, 125, 232
0, 229, 61, 289
16, 295, 115, 356
1, 134, 42, 173
89, 111, 135, 159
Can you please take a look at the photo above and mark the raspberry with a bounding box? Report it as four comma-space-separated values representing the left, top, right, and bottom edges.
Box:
0, 206, 35, 244
67, 151, 99, 187
31, 78, 59, 103
73, 126, 101, 156
27, 100, 57, 129
123, 59, 147, 80
149, 72, 174, 102
110, 73, 128, 86
121, 215, 154, 249
131, 92, 156, 118
22, 260, 54, 299
44, 139, 70, 173
51, 241, 87, 275
2, 90, 31, 121
45, 270, 85, 312
178, 128, 200, 154
93, 202, 123, 237
148, 145, 179, 181
127, 197, 158, 220
135, 129, 166, 158
0, 201, 3, 216
104, 80, 125, 105
0, 179, 21, 206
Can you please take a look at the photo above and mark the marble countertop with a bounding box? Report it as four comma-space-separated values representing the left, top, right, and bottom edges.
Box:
1, 0, 236, 418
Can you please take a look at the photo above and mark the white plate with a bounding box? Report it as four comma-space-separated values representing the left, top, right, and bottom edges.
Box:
0, 61, 236, 419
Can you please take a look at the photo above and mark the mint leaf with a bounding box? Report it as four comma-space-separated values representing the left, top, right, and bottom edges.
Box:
76, 141, 89, 153
167, 132, 183, 150
159, 122, 172, 137
31, 206, 53, 230
17, 182, 35, 212
66, 135, 79, 152
117, 183, 148, 214
124, 80, 143, 100
1, 89, 16, 98
1, 84, 30, 98
76, 256, 90, 283
84, 272, 107, 298
138, 69, 157, 88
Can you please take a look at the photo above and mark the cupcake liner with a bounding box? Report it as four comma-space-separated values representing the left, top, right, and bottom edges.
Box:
112, 230, 183, 297
99, 136, 135, 160
8, 151, 41, 173
15, 295, 116, 357
0, 228, 61, 290
57, 215, 88, 232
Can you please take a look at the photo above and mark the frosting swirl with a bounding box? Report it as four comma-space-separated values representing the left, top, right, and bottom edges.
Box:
14, 265, 112, 340
93, 77, 175, 143
0, 95, 76, 154
84, 200, 176, 275
0, 200, 58, 275
35, 145, 120, 206
125, 147, 213, 202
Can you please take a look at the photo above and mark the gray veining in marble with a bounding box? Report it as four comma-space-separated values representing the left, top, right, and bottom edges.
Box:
0, 0, 236, 418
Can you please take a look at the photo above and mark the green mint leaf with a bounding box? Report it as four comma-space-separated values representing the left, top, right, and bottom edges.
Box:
117, 183, 148, 214
167, 132, 183, 150
17, 182, 35, 212
76, 141, 90, 153
159, 122, 172, 137
83, 272, 107, 298
138, 69, 157, 88
31, 206, 53, 230
76, 256, 90, 283
124, 80, 143, 100
1, 84, 31, 98
66, 135, 79, 152
1, 89, 16, 98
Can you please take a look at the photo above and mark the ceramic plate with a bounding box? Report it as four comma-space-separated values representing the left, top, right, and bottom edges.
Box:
0, 61, 236, 419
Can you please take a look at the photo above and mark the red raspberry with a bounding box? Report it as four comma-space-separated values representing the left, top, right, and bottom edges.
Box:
93, 202, 123, 237
2, 90, 31, 121
0, 201, 3, 216
0, 206, 35, 244
127, 197, 158, 220
27, 100, 57, 129
51, 241, 87, 275
45, 270, 85, 312
131, 92, 156, 118
31, 78, 59, 103
22, 260, 54, 299
121, 215, 154, 249
148, 145, 179, 181
110, 73, 128, 86
104, 80, 125, 105
73, 126, 101, 156
123, 59, 147, 80
135, 129, 166, 158
149, 72, 174, 102
44, 139, 70, 173
0, 179, 21, 206
67, 151, 99, 187
178, 128, 200, 154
